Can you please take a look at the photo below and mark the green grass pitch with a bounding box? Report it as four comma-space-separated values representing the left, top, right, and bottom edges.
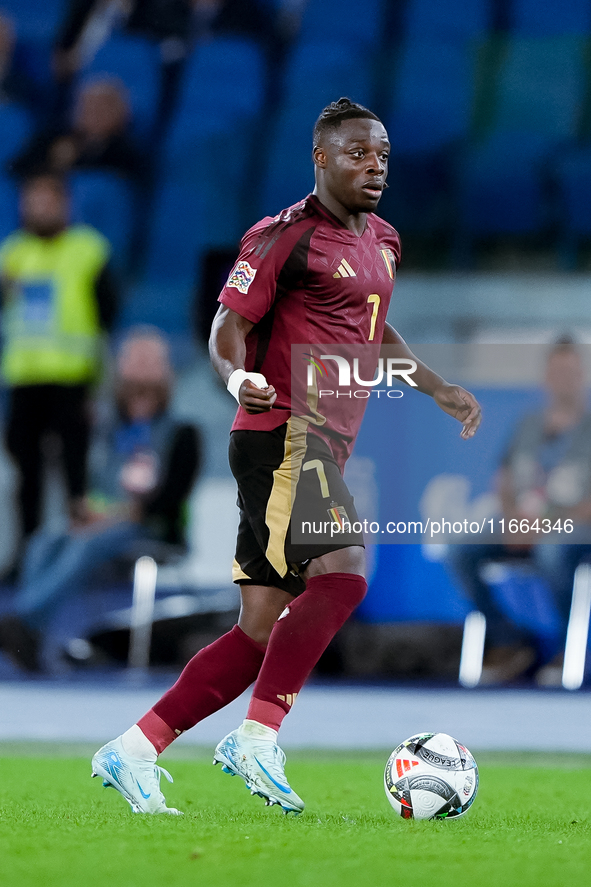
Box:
1, 745, 590, 887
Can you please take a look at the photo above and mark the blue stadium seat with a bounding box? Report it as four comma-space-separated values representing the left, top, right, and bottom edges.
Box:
69, 171, 135, 270
553, 148, 591, 265
555, 148, 591, 234
359, 545, 470, 624
141, 182, 214, 332
456, 131, 552, 235
149, 175, 241, 276
0, 0, 66, 40
403, 0, 492, 40
493, 36, 587, 143
144, 182, 208, 285
386, 39, 476, 155
486, 564, 560, 648
455, 36, 586, 242
0, 176, 20, 242
510, 0, 591, 35
80, 34, 161, 140
144, 37, 264, 293
0, 102, 33, 166
0, 0, 64, 109
120, 280, 194, 335
162, 37, 264, 180
298, 0, 385, 47
259, 40, 372, 215
380, 39, 476, 234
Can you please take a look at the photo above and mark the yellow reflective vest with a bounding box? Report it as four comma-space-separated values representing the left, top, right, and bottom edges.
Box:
0, 225, 110, 385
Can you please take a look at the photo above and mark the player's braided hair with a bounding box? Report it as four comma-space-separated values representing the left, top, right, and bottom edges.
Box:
313, 97, 381, 146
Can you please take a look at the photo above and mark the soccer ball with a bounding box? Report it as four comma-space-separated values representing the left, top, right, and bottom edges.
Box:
384, 732, 478, 820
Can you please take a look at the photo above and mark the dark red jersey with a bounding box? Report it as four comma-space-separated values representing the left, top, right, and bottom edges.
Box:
218, 194, 401, 467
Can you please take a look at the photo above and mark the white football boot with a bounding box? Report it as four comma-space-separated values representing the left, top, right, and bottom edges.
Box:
91, 736, 182, 815
213, 725, 304, 814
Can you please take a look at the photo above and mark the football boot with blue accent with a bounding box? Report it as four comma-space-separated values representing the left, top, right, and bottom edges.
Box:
91, 736, 182, 815
213, 727, 304, 814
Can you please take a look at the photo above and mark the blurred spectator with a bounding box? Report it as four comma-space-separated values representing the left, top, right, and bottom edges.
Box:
0, 173, 117, 554
53, 1, 280, 137
191, 0, 278, 48
54, 0, 276, 71
0, 11, 39, 112
55, 0, 196, 78
9, 78, 143, 181
0, 327, 201, 672
446, 338, 591, 685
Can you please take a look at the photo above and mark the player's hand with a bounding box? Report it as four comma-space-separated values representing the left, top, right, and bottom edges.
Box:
433, 384, 482, 439
239, 379, 277, 414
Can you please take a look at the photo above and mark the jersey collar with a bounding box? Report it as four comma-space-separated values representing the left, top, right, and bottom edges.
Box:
307, 194, 370, 237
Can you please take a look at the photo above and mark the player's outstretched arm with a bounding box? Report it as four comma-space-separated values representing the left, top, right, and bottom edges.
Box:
381, 322, 481, 439
209, 305, 277, 413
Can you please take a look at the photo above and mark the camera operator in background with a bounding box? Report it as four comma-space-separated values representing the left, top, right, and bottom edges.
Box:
0, 328, 201, 672
446, 337, 591, 686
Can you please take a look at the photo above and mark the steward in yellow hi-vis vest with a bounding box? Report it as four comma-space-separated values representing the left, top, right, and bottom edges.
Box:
0, 224, 109, 385
1, 174, 118, 541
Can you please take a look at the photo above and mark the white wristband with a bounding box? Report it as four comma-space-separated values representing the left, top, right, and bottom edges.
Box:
227, 369, 269, 403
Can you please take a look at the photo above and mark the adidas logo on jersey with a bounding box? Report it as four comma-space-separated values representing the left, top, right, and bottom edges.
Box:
333, 259, 356, 278
277, 693, 298, 706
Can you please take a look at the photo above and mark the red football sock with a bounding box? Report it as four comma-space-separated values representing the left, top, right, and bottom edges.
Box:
136, 710, 177, 755
140, 625, 266, 750
247, 572, 367, 730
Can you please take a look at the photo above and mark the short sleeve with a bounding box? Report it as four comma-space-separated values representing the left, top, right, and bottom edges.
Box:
383, 226, 402, 269
218, 216, 311, 324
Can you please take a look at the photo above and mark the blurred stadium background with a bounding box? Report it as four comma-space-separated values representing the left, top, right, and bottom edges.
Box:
0, 0, 590, 744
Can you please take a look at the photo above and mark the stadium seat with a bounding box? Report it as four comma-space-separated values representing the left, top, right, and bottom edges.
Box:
297, 0, 385, 47
461, 559, 591, 689
553, 147, 591, 266
143, 37, 265, 297
359, 545, 471, 624
386, 39, 477, 155
0, 0, 64, 106
145, 173, 242, 290
0, 176, 20, 242
484, 561, 560, 647
403, 0, 493, 40
160, 36, 264, 239
455, 36, 586, 244
0, 0, 66, 41
143, 181, 208, 288
163, 36, 265, 177
509, 0, 591, 35
380, 38, 477, 235
456, 131, 553, 235
120, 280, 195, 335
492, 36, 587, 143
259, 39, 372, 215
68, 171, 135, 270
80, 33, 161, 140
146, 174, 243, 277
142, 174, 245, 332
0, 103, 33, 168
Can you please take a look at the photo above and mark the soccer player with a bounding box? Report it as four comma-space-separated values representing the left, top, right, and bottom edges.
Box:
92, 98, 481, 816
